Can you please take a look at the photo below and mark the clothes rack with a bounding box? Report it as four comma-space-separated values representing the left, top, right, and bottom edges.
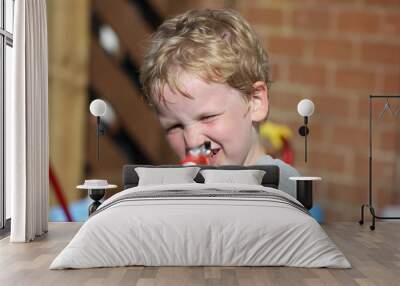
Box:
359, 95, 400, 230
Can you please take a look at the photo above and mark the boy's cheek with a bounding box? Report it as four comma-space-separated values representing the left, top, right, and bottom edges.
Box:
166, 133, 186, 158
212, 117, 245, 141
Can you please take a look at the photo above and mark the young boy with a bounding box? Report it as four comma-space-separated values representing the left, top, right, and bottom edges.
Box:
140, 9, 299, 198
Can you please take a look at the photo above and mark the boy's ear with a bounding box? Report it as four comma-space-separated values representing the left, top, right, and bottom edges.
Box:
249, 81, 269, 122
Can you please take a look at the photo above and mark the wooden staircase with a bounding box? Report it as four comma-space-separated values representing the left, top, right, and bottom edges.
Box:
88, 0, 178, 188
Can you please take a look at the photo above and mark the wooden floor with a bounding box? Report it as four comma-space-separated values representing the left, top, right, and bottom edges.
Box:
0, 222, 399, 286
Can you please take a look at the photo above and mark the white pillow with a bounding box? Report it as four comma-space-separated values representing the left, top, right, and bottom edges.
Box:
135, 167, 200, 186
200, 169, 266, 185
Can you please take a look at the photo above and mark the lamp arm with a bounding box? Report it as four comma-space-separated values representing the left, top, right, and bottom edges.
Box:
305, 116, 310, 162
96, 116, 100, 161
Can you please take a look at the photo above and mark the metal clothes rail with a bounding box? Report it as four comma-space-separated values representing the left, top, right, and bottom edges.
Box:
359, 95, 400, 230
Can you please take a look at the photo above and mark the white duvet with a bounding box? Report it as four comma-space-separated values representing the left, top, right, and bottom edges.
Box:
50, 183, 350, 269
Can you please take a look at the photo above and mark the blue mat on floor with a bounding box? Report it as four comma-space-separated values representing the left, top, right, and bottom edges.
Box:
49, 197, 91, 222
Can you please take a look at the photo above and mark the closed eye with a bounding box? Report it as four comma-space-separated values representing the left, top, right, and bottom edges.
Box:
200, 113, 222, 122
166, 124, 183, 133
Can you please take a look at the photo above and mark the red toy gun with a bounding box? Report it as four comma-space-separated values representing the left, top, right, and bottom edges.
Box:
180, 141, 212, 166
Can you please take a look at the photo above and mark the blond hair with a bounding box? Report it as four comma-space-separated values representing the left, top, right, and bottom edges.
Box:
140, 9, 271, 104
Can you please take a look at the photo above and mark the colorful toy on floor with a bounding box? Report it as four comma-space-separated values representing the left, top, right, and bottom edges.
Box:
309, 204, 324, 223
259, 121, 294, 165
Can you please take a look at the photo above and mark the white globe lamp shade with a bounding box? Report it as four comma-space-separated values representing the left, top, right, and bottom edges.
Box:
297, 99, 315, 117
90, 99, 107, 117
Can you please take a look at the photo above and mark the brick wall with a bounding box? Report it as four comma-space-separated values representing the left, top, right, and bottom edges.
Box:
156, 0, 400, 221
236, 0, 400, 221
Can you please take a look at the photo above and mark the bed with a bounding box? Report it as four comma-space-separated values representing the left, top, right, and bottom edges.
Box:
50, 165, 350, 269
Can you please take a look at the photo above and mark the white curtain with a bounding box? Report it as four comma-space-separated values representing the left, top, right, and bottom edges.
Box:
6, 0, 49, 242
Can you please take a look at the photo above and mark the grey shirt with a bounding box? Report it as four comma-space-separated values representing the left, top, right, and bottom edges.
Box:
255, 154, 300, 199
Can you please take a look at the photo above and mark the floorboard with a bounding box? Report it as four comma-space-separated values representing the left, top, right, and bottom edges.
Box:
0, 221, 399, 286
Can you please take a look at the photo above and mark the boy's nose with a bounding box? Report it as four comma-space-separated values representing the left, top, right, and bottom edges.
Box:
183, 125, 205, 152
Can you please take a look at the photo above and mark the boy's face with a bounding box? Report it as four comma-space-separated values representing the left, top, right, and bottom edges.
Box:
153, 72, 267, 166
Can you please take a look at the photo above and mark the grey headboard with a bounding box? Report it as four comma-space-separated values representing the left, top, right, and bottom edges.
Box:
122, 165, 280, 189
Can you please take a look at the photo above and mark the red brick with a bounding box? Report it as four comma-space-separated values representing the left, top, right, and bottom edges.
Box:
325, 183, 366, 205
298, 0, 362, 4
336, 10, 381, 34
330, 125, 369, 150
377, 129, 399, 151
308, 150, 347, 173
371, 158, 391, 181
312, 38, 354, 61
313, 95, 351, 118
352, 154, 369, 179
288, 62, 327, 87
364, 0, 400, 5
381, 14, 400, 36
361, 42, 400, 66
292, 9, 332, 31
393, 192, 400, 204
265, 36, 306, 58
241, 7, 284, 27
335, 66, 376, 91
376, 187, 395, 208
308, 122, 326, 142
269, 90, 301, 110
356, 97, 377, 120
270, 62, 284, 82
354, 153, 396, 181
308, 0, 364, 3
383, 71, 400, 93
